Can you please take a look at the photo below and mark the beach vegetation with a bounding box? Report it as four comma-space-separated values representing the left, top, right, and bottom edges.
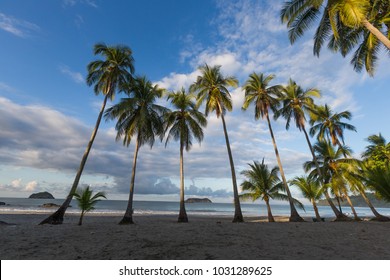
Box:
242, 72, 304, 222
40, 43, 134, 225
104, 76, 168, 225
290, 176, 323, 221
190, 64, 244, 223
239, 160, 304, 222
73, 186, 106, 226
280, 0, 390, 75
164, 89, 207, 223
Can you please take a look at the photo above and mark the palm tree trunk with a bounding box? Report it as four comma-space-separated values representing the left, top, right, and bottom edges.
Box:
78, 211, 85, 226
311, 199, 322, 222
178, 142, 188, 223
359, 189, 390, 221
266, 113, 303, 222
40, 94, 109, 225
220, 112, 244, 223
301, 127, 351, 221
362, 19, 390, 50
265, 198, 275, 222
119, 137, 140, 225
344, 190, 361, 221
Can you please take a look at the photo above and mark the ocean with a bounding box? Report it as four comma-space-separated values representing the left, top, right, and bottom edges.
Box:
1, 197, 390, 218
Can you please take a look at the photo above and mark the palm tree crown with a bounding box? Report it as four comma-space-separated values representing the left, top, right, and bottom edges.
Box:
87, 43, 135, 100
190, 64, 238, 117
164, 89, 207, 151
310, 104, 356, 146
275, 79, 320, 131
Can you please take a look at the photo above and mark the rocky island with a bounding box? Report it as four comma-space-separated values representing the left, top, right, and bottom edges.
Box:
28, 192, 55, 199
185, 198, 212, 203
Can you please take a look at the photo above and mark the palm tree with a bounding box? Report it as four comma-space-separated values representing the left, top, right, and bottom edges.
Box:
73, 186, 106, 225
362, 133, 390, 169
310, 104, 356, 147
304, 141, 358, 220
275, 79, 348, 220
40, 43, 134, 225
280, 0, 390, 75
104, 76, 167, 224
290, 176, 323, 221
242, 72, 304, 222
190, 64, 244, 223
164, 89, 207, 223
309, 104, 360, 217
239, 160, 304, 222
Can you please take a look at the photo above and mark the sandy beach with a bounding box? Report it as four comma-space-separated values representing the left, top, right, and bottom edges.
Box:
1, 213, 390, 260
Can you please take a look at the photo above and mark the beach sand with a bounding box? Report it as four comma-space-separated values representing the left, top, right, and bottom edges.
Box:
1, 213, 389, 260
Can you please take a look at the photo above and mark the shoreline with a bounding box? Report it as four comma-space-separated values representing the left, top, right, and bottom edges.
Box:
1, 213, 390, 260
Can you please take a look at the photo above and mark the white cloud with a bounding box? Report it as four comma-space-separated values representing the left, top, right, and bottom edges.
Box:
0, 12, 40, 38
59, 65, 84, 84
25, 181, 38, 192
63, 0, 98, 8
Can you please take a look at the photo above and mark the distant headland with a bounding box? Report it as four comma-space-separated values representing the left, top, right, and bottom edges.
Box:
28, 192, 55, 199
185, 198, 212, 203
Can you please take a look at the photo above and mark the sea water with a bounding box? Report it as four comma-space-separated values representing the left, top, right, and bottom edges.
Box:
1, 197, 390, 218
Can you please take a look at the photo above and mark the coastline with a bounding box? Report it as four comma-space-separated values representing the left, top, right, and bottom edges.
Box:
1, 212, 390, 260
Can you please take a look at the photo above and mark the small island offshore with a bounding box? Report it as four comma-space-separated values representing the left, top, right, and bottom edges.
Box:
185, 198, 212, 203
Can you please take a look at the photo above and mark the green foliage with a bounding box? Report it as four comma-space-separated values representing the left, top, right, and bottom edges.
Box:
164, 89, 207, 151
73, 186, 106, 225
290, 176, 323, 202
363, 164, 390, 202
362, 133, 390, 170
240, 160, 304, 210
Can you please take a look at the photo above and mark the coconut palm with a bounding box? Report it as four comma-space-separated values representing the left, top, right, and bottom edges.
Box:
310, 104, 356, 147
290, 176, 323, 221
190, 64, 243, 223
40, 43, 134, 225
73, 186, 106, 225
240, 160, 304, 222
280, 0, 390, 75
164, 89, 207, 223
242, 72, 304, 222
275, 80, 348, 220
304, 141, 359, 220
104, 76, 167, 224
309, 104, 360, 216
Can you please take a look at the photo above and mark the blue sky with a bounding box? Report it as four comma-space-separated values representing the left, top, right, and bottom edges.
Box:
0, 0, 389, 203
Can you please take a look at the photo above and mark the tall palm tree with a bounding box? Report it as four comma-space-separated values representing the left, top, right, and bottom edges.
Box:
304, 141, 359, 220
362, 133, 390, 169
164, 89, 207, 223
40, 43, 134, 225
280, 0, 390, 75
104, 76, 167, 224
290, 176, 323, 221
242, 72, 304, 222
240, 160, 304, 222
73, 186, 106, 225
190, 64, 244, 223
275, 79, 348, 220
309, 104, 360, 217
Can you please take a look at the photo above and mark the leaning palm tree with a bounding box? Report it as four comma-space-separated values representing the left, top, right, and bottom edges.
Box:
275, 79, 349, 220
73, 186, 106, 225
304, 141, 358, 220
280, 0, 390, 58
290, 176, 323, 222
190, 64, 244, 223
40, 43, 134, 225
239, 160, 304, 222
105, 76, 167, 224
164, 89, 207, 223
242, 72, 304, 222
